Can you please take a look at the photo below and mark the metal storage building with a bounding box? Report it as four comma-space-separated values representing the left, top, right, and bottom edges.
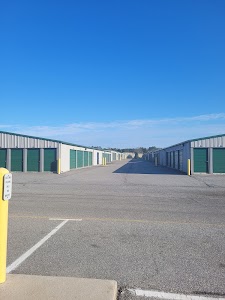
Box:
144, 134, 225, 174
0, 131, 124, 173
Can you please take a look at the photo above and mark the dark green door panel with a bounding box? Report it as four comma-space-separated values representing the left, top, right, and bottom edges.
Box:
77, 150, 83, 168
213, 148, 225, 173
0, 149, 7, 168
27, 149, 40, 171
84, 152, 88, 167
70, 150, 77, 169
194, 148, 208, 173
11, 149, 23, 171
89, 152, 93, 166
44, 149, 57, 172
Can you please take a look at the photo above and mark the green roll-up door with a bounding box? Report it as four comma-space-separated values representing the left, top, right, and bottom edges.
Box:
0, 149, 7, 168
77, 150, 83, 168
27, 149, 40, 171
194, 148, 208, 173
11, 149, 23, 171
213, 148, 225, 173
44, 149, 57, 172
70, 150, 77, 169
88, 152, 93, 166
84, 152, 88, 167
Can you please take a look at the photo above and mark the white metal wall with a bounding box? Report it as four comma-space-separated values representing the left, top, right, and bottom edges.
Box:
158, 142, 191, 173
60, 144, 94, 173
93, 150, 103, 165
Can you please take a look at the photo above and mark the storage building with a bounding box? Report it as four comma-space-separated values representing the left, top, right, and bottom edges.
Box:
0, 131, 124, 173
144, 134, 225, 174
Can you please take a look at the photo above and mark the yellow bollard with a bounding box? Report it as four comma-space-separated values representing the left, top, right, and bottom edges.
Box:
187, 159, 191, 176
0, 168, 10, 283
57, 159, 61, 174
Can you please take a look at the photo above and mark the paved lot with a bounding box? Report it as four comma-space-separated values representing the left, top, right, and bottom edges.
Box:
6, 159, 225, 299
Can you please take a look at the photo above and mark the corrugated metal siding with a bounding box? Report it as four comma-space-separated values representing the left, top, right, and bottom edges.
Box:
0, 132, 59, 148
191, 136, 225, 148
158, 142, 190, 173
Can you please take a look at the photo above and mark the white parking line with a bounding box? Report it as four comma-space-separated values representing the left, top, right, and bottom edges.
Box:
7, 220, 68, 273
128, 289, 225, 300
49, 218, 82, 221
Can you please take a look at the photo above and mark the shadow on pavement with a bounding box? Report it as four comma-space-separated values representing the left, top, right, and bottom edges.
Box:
113, 159, 185, 175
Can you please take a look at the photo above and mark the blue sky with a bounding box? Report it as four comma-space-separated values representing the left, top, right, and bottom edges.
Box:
1, 0, 225, 148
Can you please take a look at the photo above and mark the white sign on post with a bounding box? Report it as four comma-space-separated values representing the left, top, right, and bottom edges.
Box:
3, 173, 12, 200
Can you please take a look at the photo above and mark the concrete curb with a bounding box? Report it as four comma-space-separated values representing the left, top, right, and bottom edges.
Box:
0, 274, 118, 300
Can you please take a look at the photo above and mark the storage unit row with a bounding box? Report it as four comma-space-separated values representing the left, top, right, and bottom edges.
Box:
0, 131, 125, 173
143, 134, 225, 174
0, 148, 57, 172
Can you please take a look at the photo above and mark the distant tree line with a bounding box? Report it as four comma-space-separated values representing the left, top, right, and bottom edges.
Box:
91, 146, 161, 154
109, 146, 161, 154
121, 146, 161, 154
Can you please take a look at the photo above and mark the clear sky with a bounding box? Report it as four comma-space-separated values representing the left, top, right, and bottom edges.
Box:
1, 0, 225, 148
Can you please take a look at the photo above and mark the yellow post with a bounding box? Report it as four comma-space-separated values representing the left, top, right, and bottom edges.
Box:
187, 159, 191, 176
0, 168, 9, 283
57, 159, 61, 174
104, 158, 107, 165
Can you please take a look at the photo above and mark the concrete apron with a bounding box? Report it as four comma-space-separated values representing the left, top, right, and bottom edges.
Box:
0, 274, 117, 300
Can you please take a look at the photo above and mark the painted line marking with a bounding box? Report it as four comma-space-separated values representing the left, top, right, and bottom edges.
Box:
6, 220, 68, 273
8, 215, 225, 227
128, 289, 225, 300
49, 218, 82, 221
